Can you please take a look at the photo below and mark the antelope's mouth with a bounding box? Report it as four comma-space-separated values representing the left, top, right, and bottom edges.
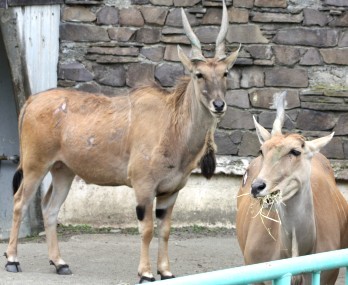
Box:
258, 189, 281, 209
211, 110, 226, 118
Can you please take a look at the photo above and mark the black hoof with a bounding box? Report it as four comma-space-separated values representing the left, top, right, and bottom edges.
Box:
5, 261, 22, 273
161, 274, 175, 280
139, 276, 156, 283
49, 260, 72, 275
157, 271, 175, 280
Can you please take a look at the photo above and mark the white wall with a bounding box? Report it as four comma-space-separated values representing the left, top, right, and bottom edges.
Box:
58, 173, 348, 229
15, 4, 60, 94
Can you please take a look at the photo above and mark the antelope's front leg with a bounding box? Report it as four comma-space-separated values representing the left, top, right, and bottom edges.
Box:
137, 202, 155, 283
156, 193, 178, 280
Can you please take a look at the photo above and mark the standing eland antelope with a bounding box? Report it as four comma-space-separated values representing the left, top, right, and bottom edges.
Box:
236, 92, 348, 285
4, 1, 240, 283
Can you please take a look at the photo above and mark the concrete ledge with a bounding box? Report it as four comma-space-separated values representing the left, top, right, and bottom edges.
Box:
58, 162, 348, 228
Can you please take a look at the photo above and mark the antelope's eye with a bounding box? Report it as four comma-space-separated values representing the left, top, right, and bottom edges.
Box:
289, 149, 301, 156
196, 73, 203, 79
223, 71, 228, 77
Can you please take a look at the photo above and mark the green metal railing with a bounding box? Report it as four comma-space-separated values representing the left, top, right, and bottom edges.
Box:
153, 248, 348, 285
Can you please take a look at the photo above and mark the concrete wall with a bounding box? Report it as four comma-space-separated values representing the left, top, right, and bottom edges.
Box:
58, 156, 348, 228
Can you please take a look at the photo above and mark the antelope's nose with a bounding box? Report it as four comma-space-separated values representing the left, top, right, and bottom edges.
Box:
213, 100, 225, 112
251, 179, 266, 198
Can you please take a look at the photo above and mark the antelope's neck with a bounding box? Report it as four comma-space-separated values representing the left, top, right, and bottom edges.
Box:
175, 81, 217, 170
277, 181, 316, 258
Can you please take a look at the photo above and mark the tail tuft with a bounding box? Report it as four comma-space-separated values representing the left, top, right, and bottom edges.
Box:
12, 169, 23, 195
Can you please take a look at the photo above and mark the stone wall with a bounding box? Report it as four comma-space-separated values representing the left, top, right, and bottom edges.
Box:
58, 0, 348, 179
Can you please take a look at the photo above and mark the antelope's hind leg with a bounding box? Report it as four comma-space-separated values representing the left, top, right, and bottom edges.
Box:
41, 162, 75, 275
5, 167, 48, 272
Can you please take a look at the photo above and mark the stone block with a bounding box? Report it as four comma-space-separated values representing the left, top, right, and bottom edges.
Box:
89, 55, 139, 64
274, 28, 339, 47
225, 90, 250, 108
246, 45, 272, 59
202, 0, 232, 7
339, 31, 348, 47
219, 108, 254, 130
334, 114, 348, 135
162, 27, 183, 35
75, 81, 102, 94
344, 140, 348, 158
164, 44, 190, 62
140, 7, 168, 26
303, 9, 328, 27
240, 67, 264, 88
272, 45, 302, 65
233, 0, 254, 8
174, 0, 200, 6
65, 0, 102, 4
320, 137, 344, 159
227, 69, 241, 89
296, 109, 336, 131
202, 8, 221, 25
59, 62, 94, 82
252, 12, 303, 23
97, 6, 118, 25
108, 27, 136, 42
226, 24, 268, 44
150, 0, 173, 5
155, 63, 185, 87
161, 35, 190, 44
254, 59, 274, 66
140, 46, 165, 62
88, 46, 139, 56
166, 8, 199, 27
126, 63, 155, 87
300, 102, 348, 111
320, 48, 348, 65
249, 88, 300, 109
329, 12, 348, 27
299, 48, 323, 65
254, 0, 287, 7
194, 26, 220, 43
119, 8, 144, 27
60, 23, 109, 42
132, 0, 149, 4
265, 68, 308, 87
93, 64, 126, 87
62, 6, 96, 22
228, 7, 249, 23
324, 0, 348, 7
214, 131, 239, 155
136, 28, 161, 44
239, 131, 260, 157
259, 110, 295, 131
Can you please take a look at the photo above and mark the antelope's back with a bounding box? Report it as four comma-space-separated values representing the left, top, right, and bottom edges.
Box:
311, 153, 348, 250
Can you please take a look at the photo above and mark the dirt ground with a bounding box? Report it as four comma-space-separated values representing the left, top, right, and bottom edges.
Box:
0, 227, 345, 285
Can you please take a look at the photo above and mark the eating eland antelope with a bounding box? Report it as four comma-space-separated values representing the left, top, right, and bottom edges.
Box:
236, 91, 348, 285
4, 0, 240, 283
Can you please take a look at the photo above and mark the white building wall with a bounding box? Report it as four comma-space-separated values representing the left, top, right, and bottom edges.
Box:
15, 4, 60, 94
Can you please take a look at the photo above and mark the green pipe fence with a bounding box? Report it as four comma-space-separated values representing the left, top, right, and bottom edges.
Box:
152, 248, 348, 285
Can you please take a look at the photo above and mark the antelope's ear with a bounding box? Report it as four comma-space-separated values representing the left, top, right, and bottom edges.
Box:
177, 45, 193, 72
304, 132, 334, 157
253, 116, 271, 145
224, 44, 241, 69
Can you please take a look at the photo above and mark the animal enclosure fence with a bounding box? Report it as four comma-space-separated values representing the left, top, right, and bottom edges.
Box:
152, 248, 348, 285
